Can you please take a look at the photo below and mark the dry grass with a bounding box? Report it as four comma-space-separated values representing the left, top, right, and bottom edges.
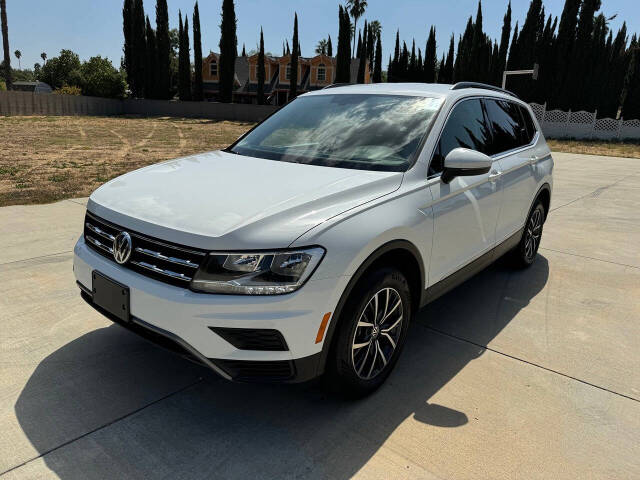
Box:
0, 116, 253, 206
548, 138, 640, 159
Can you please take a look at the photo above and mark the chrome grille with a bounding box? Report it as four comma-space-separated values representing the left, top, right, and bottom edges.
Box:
84, 212, 207, 287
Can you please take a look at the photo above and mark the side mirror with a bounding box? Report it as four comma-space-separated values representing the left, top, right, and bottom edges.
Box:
441, 148, 492, 184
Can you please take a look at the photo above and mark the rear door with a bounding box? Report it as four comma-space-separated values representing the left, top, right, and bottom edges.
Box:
483, 99, 538, 243
427, 98, 503, 285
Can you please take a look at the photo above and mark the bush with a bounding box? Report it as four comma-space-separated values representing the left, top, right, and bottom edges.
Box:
0, 80, 6, 91
78, 56, 126, 99
53, 85, 82, 95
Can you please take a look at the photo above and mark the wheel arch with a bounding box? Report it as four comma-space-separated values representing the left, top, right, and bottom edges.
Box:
317, 239, 425, 375
534, 183, 552, 221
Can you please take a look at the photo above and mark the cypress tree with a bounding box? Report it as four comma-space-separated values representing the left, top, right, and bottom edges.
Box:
437, 53, 444, 82
357, 26, 368, 83
600, 23, 629, 117
219, 0, 237, 103
469, 0, 484, 81
336, 6, 351, 82
155, 0, 171, 99
289, 13, 299, 99
131, 0, 146, 97
454, 18, 473, 81
399, 41, 409, 81
424, 26, 437, 83
241, 43, 246, 56
388, 30, 400, 83
192, 2, 203, 101
440, 35, 454, 84
123, 0, 134, 91
621, 40, 640, 119
408, 39, 416, 81
418, 49, 424, 77
327, 35, 333, 57
367, 23, 375, 72
551, 0, 581, 108
507, 21, 519, 69
145, 16, 157, 98
496, 1, 511, 86
178, 12, 191, 100
257, 27, 265, 104
356, 31, 363, 59
373, 32, 382, 83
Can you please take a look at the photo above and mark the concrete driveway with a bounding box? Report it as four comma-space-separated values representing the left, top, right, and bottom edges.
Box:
1, 152, 638, 479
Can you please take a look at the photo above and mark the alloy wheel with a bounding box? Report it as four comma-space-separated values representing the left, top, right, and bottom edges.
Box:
351, 287, 404, 380
524, 207, 543, 261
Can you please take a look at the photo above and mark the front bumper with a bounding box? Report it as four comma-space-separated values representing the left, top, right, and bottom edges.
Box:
74, 236, 349, 383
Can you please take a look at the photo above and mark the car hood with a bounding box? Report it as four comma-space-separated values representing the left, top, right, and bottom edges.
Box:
88, 150, 403, 250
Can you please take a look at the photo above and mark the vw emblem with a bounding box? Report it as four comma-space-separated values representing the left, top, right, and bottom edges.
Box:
113, 231, 132, 265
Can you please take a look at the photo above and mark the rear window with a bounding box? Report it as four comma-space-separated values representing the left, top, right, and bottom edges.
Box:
483, 99, 529, 155
518, 104, 537, 143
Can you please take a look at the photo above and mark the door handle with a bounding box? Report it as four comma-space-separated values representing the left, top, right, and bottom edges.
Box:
488, 170, 502, 182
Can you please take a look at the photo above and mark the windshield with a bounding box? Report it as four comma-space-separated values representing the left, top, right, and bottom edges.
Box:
229, 94, 443, 172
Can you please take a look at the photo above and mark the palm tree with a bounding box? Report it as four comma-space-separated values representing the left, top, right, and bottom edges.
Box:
14, 49, 20, 68
369, 20, 382, 39
40, 51, 46, 64
346, 0, 367, 57
1, 0, 11, 89
315, 38, 328, 55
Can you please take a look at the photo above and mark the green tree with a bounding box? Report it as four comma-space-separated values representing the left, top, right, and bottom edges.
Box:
496, 1, 511, 85
315, 39, 328, 55
424, 26, 437, 83
599, 23, 629, 117
257, 27, 265, 104
122, 0, 133, 88
469, 0, 484, 81
155, 0, 171, 99
289, 12, 299, 99
327, 35, 333, 56
373, 32, 382, 82
145, 16, 157, 98
357, 22, 368, 82
551, 0, 581, 108
40, 52, 46, 64
39, 49, 81, 89
128, 0, 147, 97
1, 0, 12, 89
439, 35, 454, 84
335, 5, 351, 82
219, 0, 237, 102
14, 49, 20, 69
621, 40, 640, 119
79, 56, 127, 98
388, 30, 400, 82
178, 11, 191, 101
192, 1, 203, 101
367, 23, 375, 72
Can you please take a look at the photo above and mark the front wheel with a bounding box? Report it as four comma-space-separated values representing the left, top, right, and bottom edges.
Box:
511, 201, 545, 268
326, 267, 411, 397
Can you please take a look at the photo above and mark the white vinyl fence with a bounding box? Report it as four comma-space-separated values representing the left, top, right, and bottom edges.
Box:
529, 103, 640, 141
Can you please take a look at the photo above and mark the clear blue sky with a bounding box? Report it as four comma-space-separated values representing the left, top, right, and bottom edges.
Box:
5, 0, 639, 71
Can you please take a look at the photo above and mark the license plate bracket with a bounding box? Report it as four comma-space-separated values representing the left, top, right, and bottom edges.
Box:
92, 271, 130, 322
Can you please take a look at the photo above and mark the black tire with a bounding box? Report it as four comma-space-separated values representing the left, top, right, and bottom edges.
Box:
325, 267, 412, 398
511, 200, 545, 268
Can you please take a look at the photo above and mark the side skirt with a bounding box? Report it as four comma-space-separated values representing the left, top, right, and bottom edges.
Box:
420, 228, 523, 307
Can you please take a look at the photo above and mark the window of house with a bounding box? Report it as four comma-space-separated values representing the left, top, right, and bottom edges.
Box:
285, 64, 291, 80
317, 64, 326, 81
210, 61, 218, 76
429, 99, 491, 176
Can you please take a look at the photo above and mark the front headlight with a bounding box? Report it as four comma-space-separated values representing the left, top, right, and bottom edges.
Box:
190, 247, 325, 295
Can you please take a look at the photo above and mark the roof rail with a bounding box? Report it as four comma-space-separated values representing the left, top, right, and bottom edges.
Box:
451, 82, 519, 98
322, 83, 355, 90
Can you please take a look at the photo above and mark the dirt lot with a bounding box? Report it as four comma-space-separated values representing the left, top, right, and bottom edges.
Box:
0, 116, 252, 206
1, 115, 639, 207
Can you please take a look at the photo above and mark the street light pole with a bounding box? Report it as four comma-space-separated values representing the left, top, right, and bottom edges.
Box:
502, 63, 539, 89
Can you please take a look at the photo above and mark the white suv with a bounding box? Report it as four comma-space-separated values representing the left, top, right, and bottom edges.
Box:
74, 83, 552, 396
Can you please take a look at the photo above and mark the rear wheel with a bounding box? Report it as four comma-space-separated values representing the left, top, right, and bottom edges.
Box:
511, 201, 545, 268
326, 267, 411, 397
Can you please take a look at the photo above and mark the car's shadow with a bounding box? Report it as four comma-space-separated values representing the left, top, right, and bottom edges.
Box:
15, 255, 549, 479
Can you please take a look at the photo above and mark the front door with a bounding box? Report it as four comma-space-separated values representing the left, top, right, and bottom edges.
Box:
427, 98, 503, 285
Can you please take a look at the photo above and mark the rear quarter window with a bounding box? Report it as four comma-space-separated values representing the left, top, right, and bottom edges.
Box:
518, 104, 537, 143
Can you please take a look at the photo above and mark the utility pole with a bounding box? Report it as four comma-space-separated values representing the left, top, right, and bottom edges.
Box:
502, 63, 539, 89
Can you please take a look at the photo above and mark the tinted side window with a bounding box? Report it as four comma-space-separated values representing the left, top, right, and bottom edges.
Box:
518, 104, 537, 143
429, 99, 491, 176
484, 99, 527, 155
